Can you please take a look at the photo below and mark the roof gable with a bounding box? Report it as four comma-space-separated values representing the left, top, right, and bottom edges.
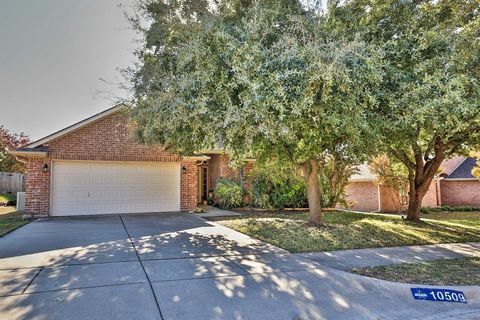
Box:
21, 104, 126, 149
446, 157, 478, 179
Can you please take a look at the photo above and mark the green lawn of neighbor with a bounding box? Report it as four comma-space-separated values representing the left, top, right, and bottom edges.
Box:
0, 207, 30, 237
352, 257, 480, 286
212, 210, 480, 253
0, 193, 16, 204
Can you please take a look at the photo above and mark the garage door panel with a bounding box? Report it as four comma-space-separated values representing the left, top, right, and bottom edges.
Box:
51, 161, 181, 216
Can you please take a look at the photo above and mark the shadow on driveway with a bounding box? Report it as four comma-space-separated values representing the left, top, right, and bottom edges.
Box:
0, 213, 478, 320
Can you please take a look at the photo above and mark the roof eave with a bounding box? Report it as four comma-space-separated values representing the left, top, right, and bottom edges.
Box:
182, 155, 211, 161
9, 150, 48, 158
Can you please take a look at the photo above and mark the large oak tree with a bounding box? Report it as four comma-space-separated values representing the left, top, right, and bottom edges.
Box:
329, 0, 480, 221
128, 0, 380, 225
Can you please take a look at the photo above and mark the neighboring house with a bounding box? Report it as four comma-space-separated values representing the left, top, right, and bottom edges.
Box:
345, 157, 480, 212
11, 105, 253, 217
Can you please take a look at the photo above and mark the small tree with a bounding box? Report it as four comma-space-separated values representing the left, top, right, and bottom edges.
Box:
369, 155, 409, 213
0, 126, 29, 173
129, 0, 381, 225
319, 152, 361, 208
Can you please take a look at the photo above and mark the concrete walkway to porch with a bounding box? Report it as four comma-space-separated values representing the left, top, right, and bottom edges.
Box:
298, 242, 480, 270
195, 206, 243, 218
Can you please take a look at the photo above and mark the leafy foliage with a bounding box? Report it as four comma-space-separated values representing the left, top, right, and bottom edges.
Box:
471, 151, 480, 178
250, 163, 307, 209
0, 126, 29, 173
319, 153, 360, 208
421, 205, 480, 214
128, 0, 382, 223
369, 155, 409, 212
214, 178, 243, 208
328, 0, 480, 220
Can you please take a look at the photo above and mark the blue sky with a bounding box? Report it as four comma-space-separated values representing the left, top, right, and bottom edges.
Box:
0, 0, 138, 140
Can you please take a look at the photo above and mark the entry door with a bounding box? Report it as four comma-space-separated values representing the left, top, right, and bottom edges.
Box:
51, 161, 180, 216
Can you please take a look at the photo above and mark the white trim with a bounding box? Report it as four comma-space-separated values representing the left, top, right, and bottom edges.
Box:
24, 104, 126, 148
348, 178, 375, 182
183, 155, 211, 161
442, 178, 479, 181
377, 184, 382, 212
199, 149, 229, 155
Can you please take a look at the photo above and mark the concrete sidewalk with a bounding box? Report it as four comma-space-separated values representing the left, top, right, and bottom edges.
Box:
298, 242, 480, 270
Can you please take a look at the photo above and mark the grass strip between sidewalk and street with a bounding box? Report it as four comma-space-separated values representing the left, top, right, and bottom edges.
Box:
351, 257, 480, 286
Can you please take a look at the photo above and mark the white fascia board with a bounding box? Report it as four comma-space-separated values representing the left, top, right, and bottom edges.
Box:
9, 150, 47, 158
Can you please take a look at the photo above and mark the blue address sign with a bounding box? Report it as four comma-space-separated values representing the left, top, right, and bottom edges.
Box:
411, 288, 467, 303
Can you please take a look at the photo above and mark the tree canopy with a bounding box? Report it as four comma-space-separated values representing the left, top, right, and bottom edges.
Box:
0, 126, 29, 173
328, 0, 480, 220
129, 0, 381, 224
128, 0, 479, 222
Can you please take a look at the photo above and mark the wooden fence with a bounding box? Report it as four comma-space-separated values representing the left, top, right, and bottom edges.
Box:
0, 172, 25, 194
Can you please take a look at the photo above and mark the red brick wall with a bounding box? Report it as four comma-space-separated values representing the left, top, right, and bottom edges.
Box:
24, 111, 197, 216
422, 180, 439, 207
345, 181, 379, 211
208, 154, 222, 189
48, 112, 180, 162
207, 154, 254, 204
348, 180, 440, 213
208, 154, 239, 188
24, 158, 51, 216
208, 154, 237, 189
180, 161, 198, 210
242, 161, 255, 191
440, 180, 480, 207
379, 186, 401, 212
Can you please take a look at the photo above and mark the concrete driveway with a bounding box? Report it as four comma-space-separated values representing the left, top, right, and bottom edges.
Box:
0, 213, 479, 320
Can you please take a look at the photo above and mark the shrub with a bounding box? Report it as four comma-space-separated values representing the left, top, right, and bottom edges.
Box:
420, 207, 432, 214
214, 178, 243, 208
421, 205, 480, 214
251, 173, 308, 209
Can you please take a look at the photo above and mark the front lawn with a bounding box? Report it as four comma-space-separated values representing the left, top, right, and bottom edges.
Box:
212, 211, 480, 253
351, 257, 480, 286
0, 207, 29, 236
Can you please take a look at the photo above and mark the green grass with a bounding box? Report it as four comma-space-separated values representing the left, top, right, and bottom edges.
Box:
0, 193, 16, 203
0, 207, 29, 237
212, 211, 480, 253
351, 257, 480, 285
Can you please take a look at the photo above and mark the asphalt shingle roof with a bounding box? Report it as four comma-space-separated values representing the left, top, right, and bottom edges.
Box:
446, 157, 478, 179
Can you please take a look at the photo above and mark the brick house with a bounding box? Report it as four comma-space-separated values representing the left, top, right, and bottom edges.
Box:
11, 105, 253, 217
345, 157, 480, 212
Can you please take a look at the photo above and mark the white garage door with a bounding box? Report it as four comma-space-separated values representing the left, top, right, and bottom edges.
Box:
51, 161, 180, 216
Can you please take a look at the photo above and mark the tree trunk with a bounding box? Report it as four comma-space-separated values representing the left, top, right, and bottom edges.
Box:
403, 137, 445, 222
301, 159, 323, 226
406, 178, 423, 221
